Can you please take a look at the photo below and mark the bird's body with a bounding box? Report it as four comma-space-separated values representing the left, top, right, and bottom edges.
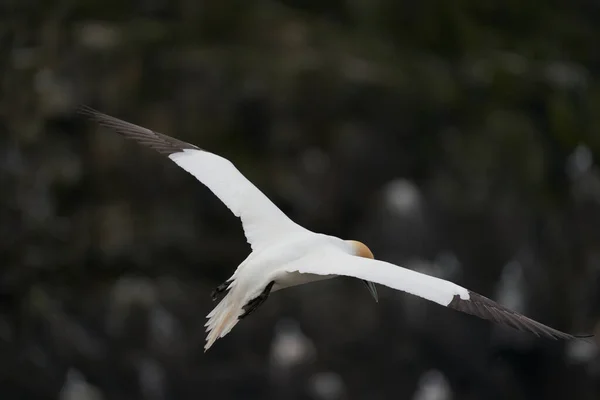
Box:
79, 106, 591, 351
205, 233, 339, 348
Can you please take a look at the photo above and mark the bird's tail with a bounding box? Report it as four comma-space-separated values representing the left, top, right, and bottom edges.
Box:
204, 293, 243, 351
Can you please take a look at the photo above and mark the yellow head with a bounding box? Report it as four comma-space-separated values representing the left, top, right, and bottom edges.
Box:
346, 240, 379, 302
347, 240, 374, 259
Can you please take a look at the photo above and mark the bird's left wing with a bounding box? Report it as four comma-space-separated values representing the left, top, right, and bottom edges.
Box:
78, 106, 307, 250
283, 249, 588, 340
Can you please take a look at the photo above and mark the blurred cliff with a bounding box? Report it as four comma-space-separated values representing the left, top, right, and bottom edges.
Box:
1, 1, 600, 399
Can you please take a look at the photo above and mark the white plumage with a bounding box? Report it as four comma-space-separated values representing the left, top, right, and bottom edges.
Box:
169, 149, 308, 250
80, 106, 590, 351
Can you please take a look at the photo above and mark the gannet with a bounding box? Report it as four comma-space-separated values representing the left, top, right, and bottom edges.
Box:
78, 106, 591, 351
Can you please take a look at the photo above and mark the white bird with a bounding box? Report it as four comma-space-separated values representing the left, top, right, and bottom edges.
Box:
79, 106, 591, 351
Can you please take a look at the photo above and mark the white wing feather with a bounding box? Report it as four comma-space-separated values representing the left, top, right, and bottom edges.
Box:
281, 247, 583, 340
169, 150, 307, 249
78, 106, 306, 250
282, 248, 469, 306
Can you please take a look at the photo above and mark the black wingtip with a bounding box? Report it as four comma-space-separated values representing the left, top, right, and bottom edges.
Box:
77, 104, 203, 155
76, 105, 111, 123
448, 292, 593, 341
76, 104, 100, 117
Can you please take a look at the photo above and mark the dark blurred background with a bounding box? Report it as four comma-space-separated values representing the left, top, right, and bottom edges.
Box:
2, 1, 600, 399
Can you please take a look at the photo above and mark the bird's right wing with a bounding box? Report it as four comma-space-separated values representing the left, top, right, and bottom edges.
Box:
283, 248, 588, 340
78, 106, 306, 250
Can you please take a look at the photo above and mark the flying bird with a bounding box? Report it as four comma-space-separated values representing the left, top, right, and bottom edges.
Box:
78, 106, 591, 351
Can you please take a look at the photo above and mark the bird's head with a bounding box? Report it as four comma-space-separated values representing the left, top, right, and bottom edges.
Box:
346, 240, 374, 259
345, 240, 378, 302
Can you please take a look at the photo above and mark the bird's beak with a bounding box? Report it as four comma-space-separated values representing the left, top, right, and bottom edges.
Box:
362, 280, 379, 302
